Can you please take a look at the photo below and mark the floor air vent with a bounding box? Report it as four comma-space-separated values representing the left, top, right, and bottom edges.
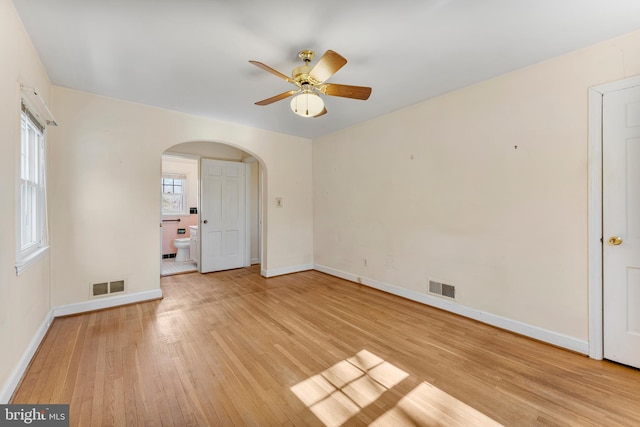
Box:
428, 280, 456, 299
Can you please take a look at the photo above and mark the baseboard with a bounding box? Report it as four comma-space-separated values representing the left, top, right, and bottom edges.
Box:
0, 308, 55, 404
1, 288, 163, 403
261, 263, 313, 278
53, 289, 163, 317
314, 264, 589, 355
250, 258, 260, 265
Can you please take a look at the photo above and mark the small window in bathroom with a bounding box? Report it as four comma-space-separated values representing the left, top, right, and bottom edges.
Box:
161, 174, 187, 215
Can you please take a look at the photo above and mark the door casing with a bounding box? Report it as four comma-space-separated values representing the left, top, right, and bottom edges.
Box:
588, 74, 640, 360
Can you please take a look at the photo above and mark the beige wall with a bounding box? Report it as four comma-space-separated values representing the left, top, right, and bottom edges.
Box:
49, 87, 313, 307
313, 29, 640, 342
0, 0, 52, 401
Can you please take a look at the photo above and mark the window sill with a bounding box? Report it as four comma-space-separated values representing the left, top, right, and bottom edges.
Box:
15, 245, 50, 276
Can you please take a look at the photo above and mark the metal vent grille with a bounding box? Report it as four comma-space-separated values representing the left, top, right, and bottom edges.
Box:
429, 280, 442, 294
428, 280, 455, 299
91, 280, 126, 297
441, 283, 455, 299
110, 280, 125, 293
92, 282, 108, 297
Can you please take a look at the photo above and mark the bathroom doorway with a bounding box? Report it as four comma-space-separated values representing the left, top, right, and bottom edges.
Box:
161, 154, 199, 276
161, 142, 263, 277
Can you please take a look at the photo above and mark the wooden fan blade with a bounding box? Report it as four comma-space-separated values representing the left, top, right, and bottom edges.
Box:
313, 107, 327, 118
249, 61, 295, 84
255, 90, 297, 106
322, 83, 372, 100
309, 50, 347, 83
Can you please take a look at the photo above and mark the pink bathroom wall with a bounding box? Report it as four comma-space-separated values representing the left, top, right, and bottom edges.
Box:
161, 214, 199, 255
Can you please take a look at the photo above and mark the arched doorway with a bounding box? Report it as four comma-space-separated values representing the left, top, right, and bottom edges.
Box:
160, 141, 265, 276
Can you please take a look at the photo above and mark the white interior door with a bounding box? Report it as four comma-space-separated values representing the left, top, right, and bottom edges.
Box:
200, 159, 246, 273
603, 84, 640, 369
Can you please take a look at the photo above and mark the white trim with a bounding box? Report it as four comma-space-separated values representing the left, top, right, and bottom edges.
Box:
587, 75, 640, 360
314, 264, 589, 355
0, 288, 162, 403
53, 289, 163, 317
245, 163, 251, 267
588, 87, 605, 360
0, 309, 55, 404
261, 263, 313, 278
258, 165, 263, 266
16, 110, 48, 276
15, 245, 49, 276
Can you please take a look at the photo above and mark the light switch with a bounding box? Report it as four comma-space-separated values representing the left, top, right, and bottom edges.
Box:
276, 197, 283, 208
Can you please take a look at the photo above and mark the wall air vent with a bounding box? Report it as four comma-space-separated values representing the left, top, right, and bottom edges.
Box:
428, 280, 455, 299
429, 280, 442, 295
91, 280, 126, 298
110, 280, 125, 293
441, 283, 455, 298
92, 282, 109, 297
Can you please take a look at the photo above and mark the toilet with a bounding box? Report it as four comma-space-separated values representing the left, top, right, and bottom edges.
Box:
174, 238, 191, 262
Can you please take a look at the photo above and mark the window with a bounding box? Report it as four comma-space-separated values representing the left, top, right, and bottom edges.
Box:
16, 106, 48, 275
161, 174, 187, 215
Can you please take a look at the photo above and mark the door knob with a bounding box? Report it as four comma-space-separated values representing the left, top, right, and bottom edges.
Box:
608, 236, 623, 246
203, 220, 208, 224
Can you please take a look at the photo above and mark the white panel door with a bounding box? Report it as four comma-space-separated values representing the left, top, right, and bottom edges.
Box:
200, 159, 246, 273
603, 85, 640, 369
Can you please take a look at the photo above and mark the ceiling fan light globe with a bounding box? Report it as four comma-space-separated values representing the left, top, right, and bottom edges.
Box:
290, 92, 324, 118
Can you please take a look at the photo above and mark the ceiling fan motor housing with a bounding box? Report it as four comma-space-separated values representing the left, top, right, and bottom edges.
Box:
292, 65, 312, 84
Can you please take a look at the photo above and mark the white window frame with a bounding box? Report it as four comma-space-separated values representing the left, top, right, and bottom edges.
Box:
16, 106, 49, 275
161, 173, 188, 216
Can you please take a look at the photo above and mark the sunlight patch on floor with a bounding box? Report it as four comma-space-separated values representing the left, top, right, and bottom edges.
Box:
290, 349, 409, 427
371, 382, 503, 427
291, 349, 502, 427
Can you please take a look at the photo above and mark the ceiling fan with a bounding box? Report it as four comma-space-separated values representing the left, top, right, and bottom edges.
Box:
249, 49, 372, 118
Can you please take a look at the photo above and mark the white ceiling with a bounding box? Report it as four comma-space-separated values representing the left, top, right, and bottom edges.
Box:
12, 0, 640, 139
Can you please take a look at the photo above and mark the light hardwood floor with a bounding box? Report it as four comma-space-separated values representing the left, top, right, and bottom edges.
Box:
11, 266, 640, 426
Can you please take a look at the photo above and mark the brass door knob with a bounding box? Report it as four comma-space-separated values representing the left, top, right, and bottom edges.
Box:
608, 236, 623, 246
